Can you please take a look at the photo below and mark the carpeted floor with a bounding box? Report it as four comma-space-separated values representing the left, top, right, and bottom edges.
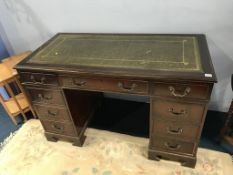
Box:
0, 119, 232, 175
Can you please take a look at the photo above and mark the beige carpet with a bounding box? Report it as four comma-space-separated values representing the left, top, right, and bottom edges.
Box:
0, 119, 232, 175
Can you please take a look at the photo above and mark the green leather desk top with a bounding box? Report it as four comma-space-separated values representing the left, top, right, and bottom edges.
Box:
27, 34, 202, 72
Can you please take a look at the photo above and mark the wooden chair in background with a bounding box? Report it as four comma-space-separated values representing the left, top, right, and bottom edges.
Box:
0, 51, 36, 125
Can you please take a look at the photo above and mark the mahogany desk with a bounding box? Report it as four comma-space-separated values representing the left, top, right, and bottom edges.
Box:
15, 33, 217, 168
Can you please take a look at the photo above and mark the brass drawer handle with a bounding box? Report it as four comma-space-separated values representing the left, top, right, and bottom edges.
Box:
118, 82, 137, 91
52, 124, 64, 132
30, 75, 46, 84
166, 127, 183, 134
38, 93, 52, 100
168, 108, 186, 116
73, 79, 87, 86
164, 142, 181, 150
47, 110, 58, 117
168, 86, 191, 97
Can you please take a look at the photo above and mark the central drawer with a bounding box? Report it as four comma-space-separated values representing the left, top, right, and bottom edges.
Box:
26, 87, 65, 106
102, 78, 148, 94
60, 76, 102, 90
60, 76, 148, 95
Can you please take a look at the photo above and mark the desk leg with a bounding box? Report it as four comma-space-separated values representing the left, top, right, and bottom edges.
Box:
148, 149, 196, 168
73, 135, 86, 146
44, 132, 86, 146
45, 133, 59, 142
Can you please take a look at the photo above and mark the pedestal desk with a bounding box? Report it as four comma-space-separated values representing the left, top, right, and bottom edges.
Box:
15, 33, 217, 168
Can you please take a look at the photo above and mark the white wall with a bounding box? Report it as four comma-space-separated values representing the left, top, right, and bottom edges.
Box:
0, 0, 232, 112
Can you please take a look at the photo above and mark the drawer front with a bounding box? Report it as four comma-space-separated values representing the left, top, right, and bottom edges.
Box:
60, 76, 148, 95
152, 83, 210, 100
34, 104, 71, 121
27, 88, 65, 105
20, 72, 58, 86
152, 99, 205, 124
103, 78, 148, 94
41, 120, 77, 136
150, 136, 196, 155
60, 76, 103, 90
152, 119, 200, 141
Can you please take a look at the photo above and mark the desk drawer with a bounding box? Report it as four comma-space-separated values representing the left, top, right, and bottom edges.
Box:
150, 136, 196, 155
41, 120, 77, 136
20, 72, 58, 86
60, 76, 148, 95
152, 83, 210, 100
152, 119, 200, 141
152, 99, 205, 124
103, 78, 148, 94
27, 88, 65, 106
60, 76, 102, 90
34, 104, 71, 121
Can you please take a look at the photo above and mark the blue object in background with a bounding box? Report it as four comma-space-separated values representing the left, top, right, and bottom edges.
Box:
0, 87, 9, 100
0, 34, 10, 100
